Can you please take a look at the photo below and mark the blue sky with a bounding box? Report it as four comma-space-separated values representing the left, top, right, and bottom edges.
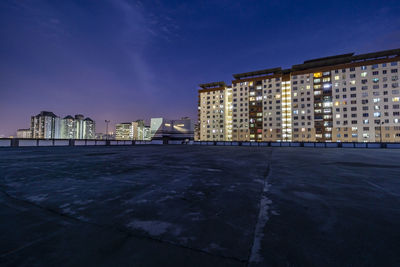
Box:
1, 0, 400, 136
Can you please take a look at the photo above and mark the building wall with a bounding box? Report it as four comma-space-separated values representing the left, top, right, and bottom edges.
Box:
115, 123, 132, 140
61, 118, 76, 139
16, 129, 31, 139
231, 76, 285, 141
199, 87, 227, 141
31, 114, 57, 139
231, 81, 249, 141
291, 73, 315, 142
84, 120, 95, 139
330, 62, 400, 142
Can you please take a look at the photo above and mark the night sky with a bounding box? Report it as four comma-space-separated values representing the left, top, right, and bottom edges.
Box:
1, 0, 400, 136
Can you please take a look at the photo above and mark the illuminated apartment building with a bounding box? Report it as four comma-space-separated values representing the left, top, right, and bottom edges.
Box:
115, 120, 151, 141
115, 123, 133, 140
197, 48, 400, 142
198, 82, 232, 141
31, 111, 61, 139
16, 129, 31, 139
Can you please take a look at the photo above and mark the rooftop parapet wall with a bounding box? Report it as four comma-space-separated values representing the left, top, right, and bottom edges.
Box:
2, 138, 400, 148
232, 67, 282, 80
198, 81, 229, 93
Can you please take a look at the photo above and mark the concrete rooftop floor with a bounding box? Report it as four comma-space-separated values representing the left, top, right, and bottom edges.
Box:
0, 145, 400, 266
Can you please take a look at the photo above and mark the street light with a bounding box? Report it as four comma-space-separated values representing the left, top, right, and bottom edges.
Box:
105, 120, 110, 140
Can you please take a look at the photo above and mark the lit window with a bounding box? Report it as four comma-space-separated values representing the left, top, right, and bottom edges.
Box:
374, 112, 381, 117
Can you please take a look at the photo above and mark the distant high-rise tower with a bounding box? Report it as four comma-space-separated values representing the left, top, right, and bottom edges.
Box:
31, 111, 61, 139
115, 123, 133, 140
30, 111, 95, 139
74, 114, 85, 139
83, 117, 95, 139
61, 115, 76, 139
132, 120, 147, 140
16, 129, 32, 139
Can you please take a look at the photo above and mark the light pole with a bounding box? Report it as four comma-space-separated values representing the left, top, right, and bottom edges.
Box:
380, 121, 384, 143
105, 120, 110, 140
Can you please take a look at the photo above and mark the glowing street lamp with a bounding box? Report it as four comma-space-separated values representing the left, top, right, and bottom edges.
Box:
105, 120, 110, 140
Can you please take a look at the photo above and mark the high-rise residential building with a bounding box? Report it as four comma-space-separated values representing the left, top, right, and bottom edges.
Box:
16, 129, 31, 139
83, 118, 95, 139
74, 114, 85, 139
30, 111, 95, 139
143, 126, 151, 140
115, 120, 150, 141
61, 115, 76, 139
132, 120, 147, 140
31, 111, 61, 139
72, 115, 95, 139
115, 123, 133, 140
194, 123, 200, 141
198, 82, 232, 141
197, 48, 400, 142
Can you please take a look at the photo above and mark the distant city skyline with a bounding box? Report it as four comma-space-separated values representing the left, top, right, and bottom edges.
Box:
1, 0, 400, 136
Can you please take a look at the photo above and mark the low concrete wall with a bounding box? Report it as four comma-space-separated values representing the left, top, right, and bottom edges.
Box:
169, 140, 183, 145
326, 143, 338, 148
1, 138, 400, 149
38, 140, 53, 146
54, 140, 69, 146
367, 143, 380, 148
0, 140, 11, 147
387, 143, 400, 148
75, 140, 86, 146
19, 140, 37, 147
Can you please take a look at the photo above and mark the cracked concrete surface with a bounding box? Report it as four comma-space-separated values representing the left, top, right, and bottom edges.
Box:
0, 146, 400, 266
